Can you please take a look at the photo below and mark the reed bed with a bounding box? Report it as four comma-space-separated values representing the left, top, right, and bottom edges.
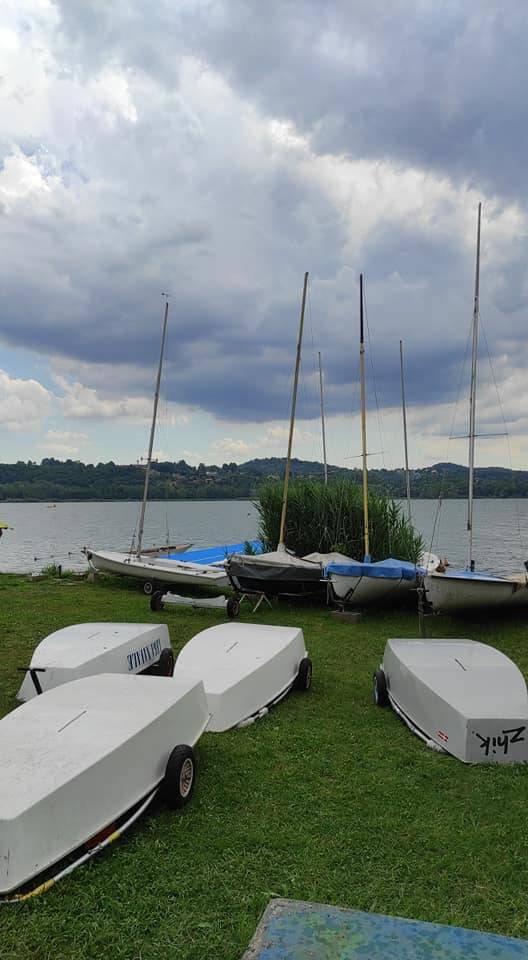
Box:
257, 478, 423, 561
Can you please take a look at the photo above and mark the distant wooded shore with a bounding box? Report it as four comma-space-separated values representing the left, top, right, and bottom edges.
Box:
1, 457, 527, 502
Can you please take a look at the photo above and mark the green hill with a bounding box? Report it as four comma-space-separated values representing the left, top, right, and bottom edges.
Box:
0, 457, 527, 501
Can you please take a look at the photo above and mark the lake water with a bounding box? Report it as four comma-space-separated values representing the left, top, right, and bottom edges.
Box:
0, 498, 527, 576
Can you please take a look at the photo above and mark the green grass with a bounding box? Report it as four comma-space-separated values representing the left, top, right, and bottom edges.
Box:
1, 574, 528, 958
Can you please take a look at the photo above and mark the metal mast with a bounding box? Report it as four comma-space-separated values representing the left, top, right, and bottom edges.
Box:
399, 339, 412, 522
318, 351, 328, 485
278, 271, 309, 548
467, 202, 481, 571
359, 274, 370, 562
136, 296, 169, 557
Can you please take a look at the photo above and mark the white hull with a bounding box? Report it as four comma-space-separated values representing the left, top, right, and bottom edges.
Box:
17, 623, 172, 701
424, 571, 517, 613
175, 622, 308, 731
503, 574, 528, 607
382, 638, 528, 764
87, 549, 229, 589
0, 674, 209, 893
328, 573, 414, 606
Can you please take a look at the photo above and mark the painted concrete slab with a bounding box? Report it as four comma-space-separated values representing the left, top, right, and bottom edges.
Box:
242, 899, 528, 959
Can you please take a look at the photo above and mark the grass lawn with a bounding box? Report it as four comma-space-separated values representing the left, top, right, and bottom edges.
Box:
1, 573, 528, 958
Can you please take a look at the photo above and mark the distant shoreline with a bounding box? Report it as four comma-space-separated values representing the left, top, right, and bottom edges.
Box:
1, 457, 527, 501
1, 495, 528, 504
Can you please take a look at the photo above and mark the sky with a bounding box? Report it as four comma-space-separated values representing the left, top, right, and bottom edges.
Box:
2, 0, 528, 470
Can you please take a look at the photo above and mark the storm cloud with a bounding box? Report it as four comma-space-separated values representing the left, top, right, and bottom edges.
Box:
1, 0, 528, 449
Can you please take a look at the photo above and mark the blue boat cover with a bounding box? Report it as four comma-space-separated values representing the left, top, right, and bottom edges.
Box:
325, 557, 418, 581
242, 899, 528, 959
167, 540, 262, 564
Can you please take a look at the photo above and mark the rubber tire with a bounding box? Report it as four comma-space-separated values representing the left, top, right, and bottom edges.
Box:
373, 668, 389, 707
157, 647, 175, 677
150, 590, 164, 612
143, 581, 154, 596
164, 745, 195, 809
295, 657, 313, 691
226, 597, 240, 619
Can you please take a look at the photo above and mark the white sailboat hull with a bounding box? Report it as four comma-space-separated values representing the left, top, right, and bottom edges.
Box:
502, 574, 528, 607
87, 549, 229, 589
382, 638, 528, 764
175, 623, 308, 731
328, 572, 414, 606
17, 623, 172, 701
423, 571, 517, 613
0, 674, 209, 893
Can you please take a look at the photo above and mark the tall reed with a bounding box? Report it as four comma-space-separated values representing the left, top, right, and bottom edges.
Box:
256, 479, 423, 562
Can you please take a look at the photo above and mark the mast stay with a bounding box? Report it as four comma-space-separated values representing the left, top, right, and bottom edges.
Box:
359, 273, 370, 562
278, 272, 309, 549
399, 339, 412, 522
318, 351, 328, 486
467, 202, 482, 571
136, 295, 170, 558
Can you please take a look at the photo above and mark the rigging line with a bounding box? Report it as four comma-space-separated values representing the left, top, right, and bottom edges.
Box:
362, 277, 389, 471
303, 279, 325, 472
307, 280, 329, 489
162, 388, 173, 548
428, 322, 473, 558
480, 313, 525, 556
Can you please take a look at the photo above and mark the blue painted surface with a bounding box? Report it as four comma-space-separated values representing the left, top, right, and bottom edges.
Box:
242, 899, 528, 959
166, 540, 262, 564
430, 567, 510, 583
325, 557, 419, 581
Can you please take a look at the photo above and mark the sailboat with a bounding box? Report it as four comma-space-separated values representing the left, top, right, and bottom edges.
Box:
325, 275, 420, 606
85, 299, 236, 593
227, 273, 349, 599
423, 204, 519, 613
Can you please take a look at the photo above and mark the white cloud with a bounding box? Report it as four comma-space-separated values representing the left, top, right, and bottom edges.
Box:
38, 428, 88, 457
1, 0, 527, 472
0, 369, 53, 431
213, 438, 251, 458
212, 424, 317, 462
55, 376, 153, 421
181, 449, 204, 465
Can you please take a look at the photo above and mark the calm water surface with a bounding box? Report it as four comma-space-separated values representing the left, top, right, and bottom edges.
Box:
0, 498, 527, 576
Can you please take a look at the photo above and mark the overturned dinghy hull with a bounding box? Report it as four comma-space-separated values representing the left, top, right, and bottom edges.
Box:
0, 674, 209, 894
377, 638, 528, 763
174, 622, 311, 730
17, 623, 173, 701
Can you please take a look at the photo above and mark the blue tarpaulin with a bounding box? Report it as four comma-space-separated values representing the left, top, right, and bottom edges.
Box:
325, 557, 418, 581
242, 899, 528, 959
167, 540, 262, 564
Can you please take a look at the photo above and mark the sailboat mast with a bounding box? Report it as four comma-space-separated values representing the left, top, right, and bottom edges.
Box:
278, 271, 309, 548
136, 297, 169, 557
399, 339, 412, 522
359, 274, 370, 562
467, 202, 481, 571
318, 351, 328, 485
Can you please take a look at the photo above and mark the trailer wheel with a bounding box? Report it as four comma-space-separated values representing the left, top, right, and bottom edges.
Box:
150, 590, 164, 612
226, 597, 240, 619
373, 668, 388, 707
295, 657, 313, 691
164, 745, 195, 808
157, 647, 175, 677
143, 581, 154, 596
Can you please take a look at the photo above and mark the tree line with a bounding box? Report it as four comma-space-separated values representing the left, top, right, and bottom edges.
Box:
0, 457, 527, 501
